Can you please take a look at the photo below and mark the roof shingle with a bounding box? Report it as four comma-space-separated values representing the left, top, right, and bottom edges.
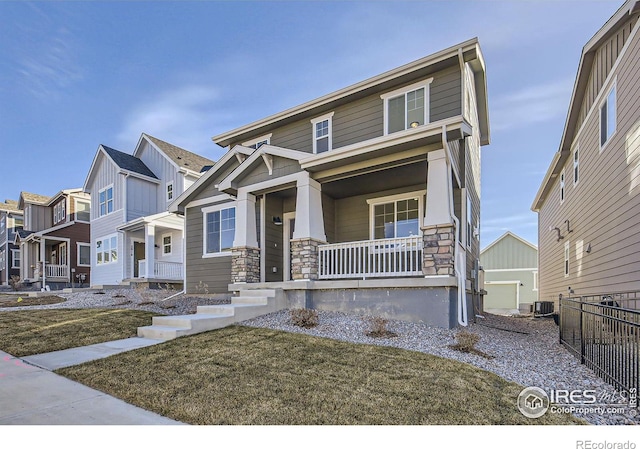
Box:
102, 145, 158, 179
144, 134, 214, 173
21, 192, 51, 205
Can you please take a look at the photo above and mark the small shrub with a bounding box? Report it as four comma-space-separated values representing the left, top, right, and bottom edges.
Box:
450, 329, 493, 359
365, 316, 398, 338
195, 281, 209, 295
9, 275, 21, 291
290, 308, 319, 328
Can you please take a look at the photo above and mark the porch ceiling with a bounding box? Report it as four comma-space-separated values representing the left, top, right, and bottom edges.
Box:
321, 161, 427, 199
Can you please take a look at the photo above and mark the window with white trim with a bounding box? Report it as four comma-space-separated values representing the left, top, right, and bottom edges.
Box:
53, 201, 66, 224
311, 112, 334, 154
381, 79, 432, 135
560, 170, 565, 203
600, 83, 616, 149
166, 182, 174, 202
162, 234, 172, 255
564, 241, 570, 277
367, 191, 425, 240
96, 235, 118, 265
77, 243, 91, 266
243, 134, 272, 150
203, 205, 236, 255
0, 250, 4, 270
99, 186, 114, 217
11, 249, 20, 269
75, 200, 90, 222
573, 146, 579, 185
0, 216, 4, 233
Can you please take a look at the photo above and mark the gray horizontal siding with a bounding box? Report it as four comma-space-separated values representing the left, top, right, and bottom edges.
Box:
185, 205, 232, 293
538, 24, 640, 301
237, 157, 301, 188
430, 65, 462, 123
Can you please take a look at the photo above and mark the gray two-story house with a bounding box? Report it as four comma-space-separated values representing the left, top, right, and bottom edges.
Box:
172, 38, 490, 328
0, 200, 23, 286
83, 133, 214, 287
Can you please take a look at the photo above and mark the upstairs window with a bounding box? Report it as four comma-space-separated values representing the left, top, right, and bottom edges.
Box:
53, 201, 66, 224
99, 186, 114, 217
564, 241, 570, 277
75, 201, 90, 222
0, 216, 4, 233
311, 112, 334, 154
600, 83, 616, 149
243, 134, 272, 150
166, 182, 174, 202
560, 171, 565, 203
573, 146, 579, 185
381, 79, 432, 135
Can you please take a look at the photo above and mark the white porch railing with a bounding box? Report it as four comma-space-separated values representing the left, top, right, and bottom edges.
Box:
45, 264, 68, 278
319, 236, 423, 279
137, 260, 183, 280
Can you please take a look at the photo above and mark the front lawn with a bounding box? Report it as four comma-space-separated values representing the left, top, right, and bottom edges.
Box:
0, 294, 65, 308
58, 325, 584, 425
0, 309, 157, 357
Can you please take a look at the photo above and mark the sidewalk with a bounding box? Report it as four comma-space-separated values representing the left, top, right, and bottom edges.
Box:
0, 339, 184, 425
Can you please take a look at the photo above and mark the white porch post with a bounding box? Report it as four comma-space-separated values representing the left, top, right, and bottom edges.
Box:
424, 149, 454, 227
233, 191, 259, 248
144, 225, 155, 279
40, 238, 46, 287
293, 174, 326, 242
291, 173, 326, 280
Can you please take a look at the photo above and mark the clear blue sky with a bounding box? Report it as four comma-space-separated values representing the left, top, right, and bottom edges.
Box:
0, 0, 622, 249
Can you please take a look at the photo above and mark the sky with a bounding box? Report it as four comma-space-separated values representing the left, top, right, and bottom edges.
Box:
0, 0, 624, 249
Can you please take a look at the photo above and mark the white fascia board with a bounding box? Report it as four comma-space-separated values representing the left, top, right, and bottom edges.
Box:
83, 146, 113, 193
119, 169, 161, 184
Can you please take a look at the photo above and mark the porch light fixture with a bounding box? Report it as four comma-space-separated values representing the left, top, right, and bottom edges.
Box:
410, 121, 420, 128
272, 216, 282, 226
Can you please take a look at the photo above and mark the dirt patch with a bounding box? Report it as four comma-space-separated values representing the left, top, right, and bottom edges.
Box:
0, 295, 65, 308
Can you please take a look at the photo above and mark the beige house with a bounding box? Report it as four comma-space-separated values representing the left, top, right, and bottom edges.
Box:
532, 0, 640, 304
170, 38, 490, 329
480, 231, 538, 314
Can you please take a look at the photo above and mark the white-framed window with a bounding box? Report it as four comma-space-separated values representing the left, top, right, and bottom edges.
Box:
99, 186, 114, 217
381, 78, 433, 135
53, 200, 66, 224
564, 241, 570, 277
162, 234, 172, 255
166, 182, 174, 202
367, 191, 425, 240
573, 145, 579, 186
59, 242, 68, 266
242, 134, 272, 150
202, 204, 236, 256
0, 216, 4, 233
0, 250, 4, 270
24, 207, 29, 229
560, 170, 565, 203
75, 200, 91, 222
13, 216, 23, 230
311, 112, 334, 154
77, 243, 91, 266
600, 82, 617, 149
533, 270, 539, 291
96, 235, 118, 265
11, 249, 20, 269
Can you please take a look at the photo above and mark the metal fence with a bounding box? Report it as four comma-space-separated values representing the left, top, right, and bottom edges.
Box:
559, 291, 640, 393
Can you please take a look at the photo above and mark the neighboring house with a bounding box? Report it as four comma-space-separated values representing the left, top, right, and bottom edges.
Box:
171, 38, 490, 328
83, 133, 214, 287
0, 200, 23, 286
480, 231, 538, 314
14, 189, 91, 290
532, 1, 640, 303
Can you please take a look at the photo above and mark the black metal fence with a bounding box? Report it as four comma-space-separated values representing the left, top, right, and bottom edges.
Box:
559, 291, 640, 393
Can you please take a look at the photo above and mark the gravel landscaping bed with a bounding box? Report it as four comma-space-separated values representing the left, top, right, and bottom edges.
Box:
241, 309, 640, 426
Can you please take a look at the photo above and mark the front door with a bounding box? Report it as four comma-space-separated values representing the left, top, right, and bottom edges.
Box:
133, 241, 145, 278
283, 212, 295, 281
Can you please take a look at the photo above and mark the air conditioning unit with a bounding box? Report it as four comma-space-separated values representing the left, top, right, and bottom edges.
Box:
534, 301, 554, 316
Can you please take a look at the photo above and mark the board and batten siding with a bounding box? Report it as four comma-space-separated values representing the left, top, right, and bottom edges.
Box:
90, 208, 125, 286
136, 140, 183, 212
233, 64, 462, 156
481, 235, 537, 270
126, 177, 158, 221
539, 21, 640, 303
185, 204, 232, 293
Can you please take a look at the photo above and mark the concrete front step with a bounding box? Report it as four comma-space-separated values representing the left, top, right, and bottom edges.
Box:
236, 289, 276, 298
137, 288, 286, 341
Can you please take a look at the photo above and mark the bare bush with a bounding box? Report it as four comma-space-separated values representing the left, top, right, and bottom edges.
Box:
365, 316, 398, 338
290, 308, 319, 328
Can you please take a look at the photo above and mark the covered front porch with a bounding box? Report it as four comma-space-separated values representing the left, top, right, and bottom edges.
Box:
118, 212, 184, 282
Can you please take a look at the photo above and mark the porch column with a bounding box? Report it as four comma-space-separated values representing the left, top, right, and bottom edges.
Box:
291, 173, 326, 280
231, 191, 260, 283
144, 224, 155, 279
40, 238, 46, 286
422, 149, 455, 276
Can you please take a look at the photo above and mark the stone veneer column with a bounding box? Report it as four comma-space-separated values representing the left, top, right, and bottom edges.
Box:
231, 246, 261, 283
422, 224, 456, 276
290, 238, 323, 280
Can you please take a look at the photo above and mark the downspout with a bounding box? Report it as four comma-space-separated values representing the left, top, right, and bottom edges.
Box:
161, 208, 187, 302
441, 124, 468, 326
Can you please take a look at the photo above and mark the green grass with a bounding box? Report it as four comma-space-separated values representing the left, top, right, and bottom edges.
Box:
58, 325, 585, 425
0, 308, 158, 357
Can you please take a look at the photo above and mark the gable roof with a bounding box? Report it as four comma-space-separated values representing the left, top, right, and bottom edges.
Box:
481, 231, 537, 255
0, 200, 21, 212
101, 145, 158, 179
212, 38, 489, 148
20, 192, 51, 207
139, 134, 215, 174
532, 0, 640, 211
44, 188, 85, 207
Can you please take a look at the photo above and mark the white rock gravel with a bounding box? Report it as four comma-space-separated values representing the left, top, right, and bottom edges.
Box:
2, 289, 637, 425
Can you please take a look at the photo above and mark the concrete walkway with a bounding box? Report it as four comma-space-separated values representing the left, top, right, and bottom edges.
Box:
0, 340, 184, 425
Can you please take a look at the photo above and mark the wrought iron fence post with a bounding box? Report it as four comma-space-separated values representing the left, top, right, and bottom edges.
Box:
579, 299, 585, 365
